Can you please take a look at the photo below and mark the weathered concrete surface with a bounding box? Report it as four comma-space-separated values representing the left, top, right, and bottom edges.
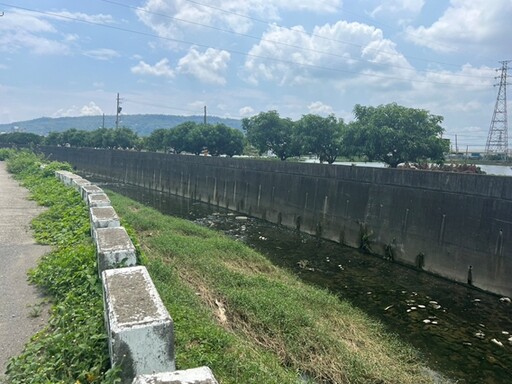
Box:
54, 170, 74, 182
103, 266, 175, 383
81, 184, 104, 201
55, 170, 82, 186
88, 192, 112, 208
90, 206, 120, 232
72, 177, 91, 193
95, 227, 137, 275
0, 162, 50, 381
132, 366, 218, 384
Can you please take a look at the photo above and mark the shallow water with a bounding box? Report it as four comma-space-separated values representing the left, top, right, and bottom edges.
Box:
102, 182, 512, 384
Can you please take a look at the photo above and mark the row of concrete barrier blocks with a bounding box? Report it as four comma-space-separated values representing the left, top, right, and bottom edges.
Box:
54, 170, 218, 384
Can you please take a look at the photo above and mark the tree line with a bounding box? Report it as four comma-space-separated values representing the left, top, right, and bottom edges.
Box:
0, 103, 449, 167
0, 123, 245, 157
242, 103, 449, 167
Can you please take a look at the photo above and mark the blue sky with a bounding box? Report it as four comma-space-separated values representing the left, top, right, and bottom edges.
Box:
0, 0, 511, 150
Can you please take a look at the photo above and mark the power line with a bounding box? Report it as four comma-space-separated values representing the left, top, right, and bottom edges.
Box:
0, 2, 494, 87
99, 0, 483, 78
177, 0, 470, 69
97, 0, 490, 81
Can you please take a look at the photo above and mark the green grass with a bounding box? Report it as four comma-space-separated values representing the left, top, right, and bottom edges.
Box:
110, 193, 442, 384
3, 151, 119, 384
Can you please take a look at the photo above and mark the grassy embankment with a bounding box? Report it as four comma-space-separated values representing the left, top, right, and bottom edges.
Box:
2, 149, 443, 383
106, 198, 442, 383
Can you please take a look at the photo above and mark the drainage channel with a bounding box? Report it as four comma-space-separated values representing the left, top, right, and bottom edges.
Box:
101, 182, 512, 384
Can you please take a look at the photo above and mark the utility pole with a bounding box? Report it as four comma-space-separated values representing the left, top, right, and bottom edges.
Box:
203, 105, 207, 125
485, 60, 510, 160
115, 93, 122, 129
455, 134, 458, 154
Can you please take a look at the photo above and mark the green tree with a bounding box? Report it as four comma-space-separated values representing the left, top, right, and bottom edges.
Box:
242, 110, 299, 160
0, 132, 43, 146
144, 128, 170, 152
344, 103, 448, 167
44, 131, 64, 146
59, 129, 90, 147
87, 128, 110, 148
110, 127, 139, 149
187, 124, 208, 155
295, 114, 345, 164
204, 124, 244, 157
168, 122, 199, 154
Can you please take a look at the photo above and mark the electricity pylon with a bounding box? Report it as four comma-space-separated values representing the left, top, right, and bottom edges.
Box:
485, 60, 510, 160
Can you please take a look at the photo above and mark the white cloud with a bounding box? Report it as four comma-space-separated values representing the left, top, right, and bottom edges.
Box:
450, 101, 483, 113
177, 47, 231, 85
0, 11, 56, 33
371, 0, 425, 17
308, 101, 334, 115
80, 102, 103, 115
239, 106, 255, 117
64, 33, 79, 42
271, 0, 341, 13
0, 10, 68, 54
52, 102, 103, 118
405, 0, 512, 53
83, 48, 120, 61
136, 0, 256, 39
47, 11, 114, 24
244, 21, 413, 86
0, 9, 114, 55
416, 64, 494, 92
131, 58, 175, 78
136, 0, 341, 40
187, 100, 206, 112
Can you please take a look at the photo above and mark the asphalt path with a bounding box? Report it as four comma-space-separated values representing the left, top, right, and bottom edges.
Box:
0, 161, 50, 382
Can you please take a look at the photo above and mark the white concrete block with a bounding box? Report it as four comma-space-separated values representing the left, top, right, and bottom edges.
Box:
95, 227, 137, 274
72, 177, 91, 192
90, 206, 120, 235
103, 266, 175, 383
132, 367, 218, 384
81, 184, 104, 201
88, 192, 112, 208
54, 170, 74, 183
57, 171, 82, 186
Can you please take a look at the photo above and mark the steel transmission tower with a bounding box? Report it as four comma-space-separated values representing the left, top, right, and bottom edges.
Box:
485, 60, 510, 159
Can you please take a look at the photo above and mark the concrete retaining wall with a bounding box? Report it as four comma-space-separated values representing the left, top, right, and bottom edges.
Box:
46, 148, 512, 297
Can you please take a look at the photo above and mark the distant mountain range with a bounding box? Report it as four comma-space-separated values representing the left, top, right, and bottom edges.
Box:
0, 114, 242, 137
